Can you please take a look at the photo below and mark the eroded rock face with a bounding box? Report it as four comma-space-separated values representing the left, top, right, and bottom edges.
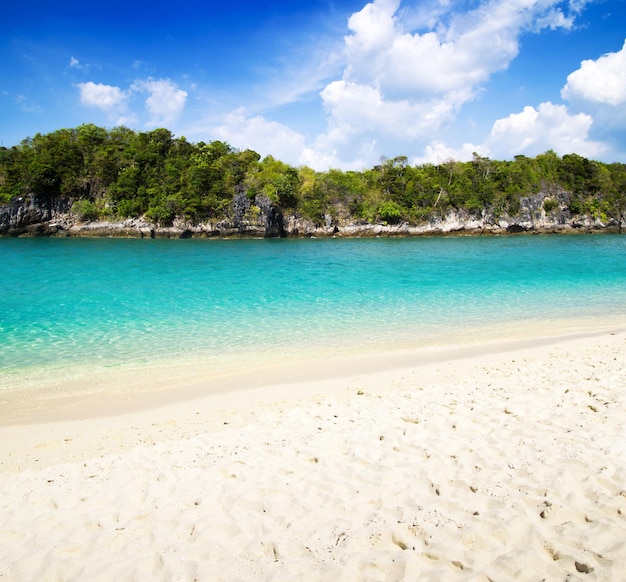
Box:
255, 194, 285, 238
1, 190, 623, 238
0, 195, 72, 236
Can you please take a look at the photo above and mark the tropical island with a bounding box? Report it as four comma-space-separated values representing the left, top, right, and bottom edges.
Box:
1, 124, 625, 238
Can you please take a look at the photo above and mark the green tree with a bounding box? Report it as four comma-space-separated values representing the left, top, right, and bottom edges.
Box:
245, 156, 300, 209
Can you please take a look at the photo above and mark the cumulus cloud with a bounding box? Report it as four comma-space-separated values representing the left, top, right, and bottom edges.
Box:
131, 78, 187, 126
301, 132, 379, 170
76, 78, 187, 128
78, 81, 127, 110
312, 0, 584, 168
486, 102, 606, 159
561, 39, 626, 106
413, 140, 485, 166
343, 0, 517, 98
321, 80, 458, 139
212, 108, 307, 163
76, 81, 134, 125
415, 101, 607, 164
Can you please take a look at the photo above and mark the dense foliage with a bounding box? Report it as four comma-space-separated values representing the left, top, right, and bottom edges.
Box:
1, 124, 625, 225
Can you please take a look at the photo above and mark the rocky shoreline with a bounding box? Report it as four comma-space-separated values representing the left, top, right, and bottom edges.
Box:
1, 192, 623, 238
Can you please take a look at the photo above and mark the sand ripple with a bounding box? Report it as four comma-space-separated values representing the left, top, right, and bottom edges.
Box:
1, 332, 625, 580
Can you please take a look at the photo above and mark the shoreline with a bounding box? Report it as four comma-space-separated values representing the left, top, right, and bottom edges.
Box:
1, 322, 624, 461
3, 221, 624, 239
1, 316, 624, 427
2, 204, 625, 239
0, 326, 624, 579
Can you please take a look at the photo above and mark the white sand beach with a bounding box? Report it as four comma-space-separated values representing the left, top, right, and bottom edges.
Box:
1, 328, 625, 581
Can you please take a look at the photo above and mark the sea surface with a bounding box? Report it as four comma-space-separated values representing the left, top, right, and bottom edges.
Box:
1, 235, 626, 397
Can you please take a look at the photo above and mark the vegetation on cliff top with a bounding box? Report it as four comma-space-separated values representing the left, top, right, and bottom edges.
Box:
1, 124, 625, 227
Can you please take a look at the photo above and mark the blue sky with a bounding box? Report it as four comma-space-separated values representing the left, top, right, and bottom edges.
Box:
1, 0, 625, 169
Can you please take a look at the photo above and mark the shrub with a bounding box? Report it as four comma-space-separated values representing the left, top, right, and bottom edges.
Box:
543, 198, 559, 213
71, 199, 100, 221
378, 200, 404, 224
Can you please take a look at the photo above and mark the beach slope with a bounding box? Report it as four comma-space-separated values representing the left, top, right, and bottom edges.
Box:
1, 331, 625, 581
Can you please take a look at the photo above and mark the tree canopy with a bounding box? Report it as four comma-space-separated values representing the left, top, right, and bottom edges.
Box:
1, 125, 625, 227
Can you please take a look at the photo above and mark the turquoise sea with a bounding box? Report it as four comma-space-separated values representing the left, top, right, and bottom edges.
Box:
1, 235, 626, 400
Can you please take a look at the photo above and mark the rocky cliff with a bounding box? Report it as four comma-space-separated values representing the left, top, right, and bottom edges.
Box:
0, 194, 73, 237
1, 190, 623, 238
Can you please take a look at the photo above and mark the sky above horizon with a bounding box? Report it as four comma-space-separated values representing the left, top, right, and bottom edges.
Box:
1, 0, 625, 170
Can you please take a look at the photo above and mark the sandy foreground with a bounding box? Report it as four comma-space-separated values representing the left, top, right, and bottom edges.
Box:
1, 329, 625, 581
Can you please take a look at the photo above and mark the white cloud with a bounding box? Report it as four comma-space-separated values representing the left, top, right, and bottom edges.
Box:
77, 81, 127, 110
69, 56, 96, 73
310, 0, 584, 168
414, 101, 608, 163
301, 133, 379, 170
131, 78, 187, 127
413, 140, 485, 165
342, 0, 582, 99
212, 108, 307, 164
561, 39, 626, 106
321, 80, 459, 138
343, 0, 518, 99
486, 102, 606, 158
299, 147, 342, 171
531, 7, 576, 31
77, 81, 133, 125
77, 78, 187, 128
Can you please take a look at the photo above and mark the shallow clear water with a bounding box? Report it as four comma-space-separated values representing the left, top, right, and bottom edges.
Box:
1, 235, 626, 387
